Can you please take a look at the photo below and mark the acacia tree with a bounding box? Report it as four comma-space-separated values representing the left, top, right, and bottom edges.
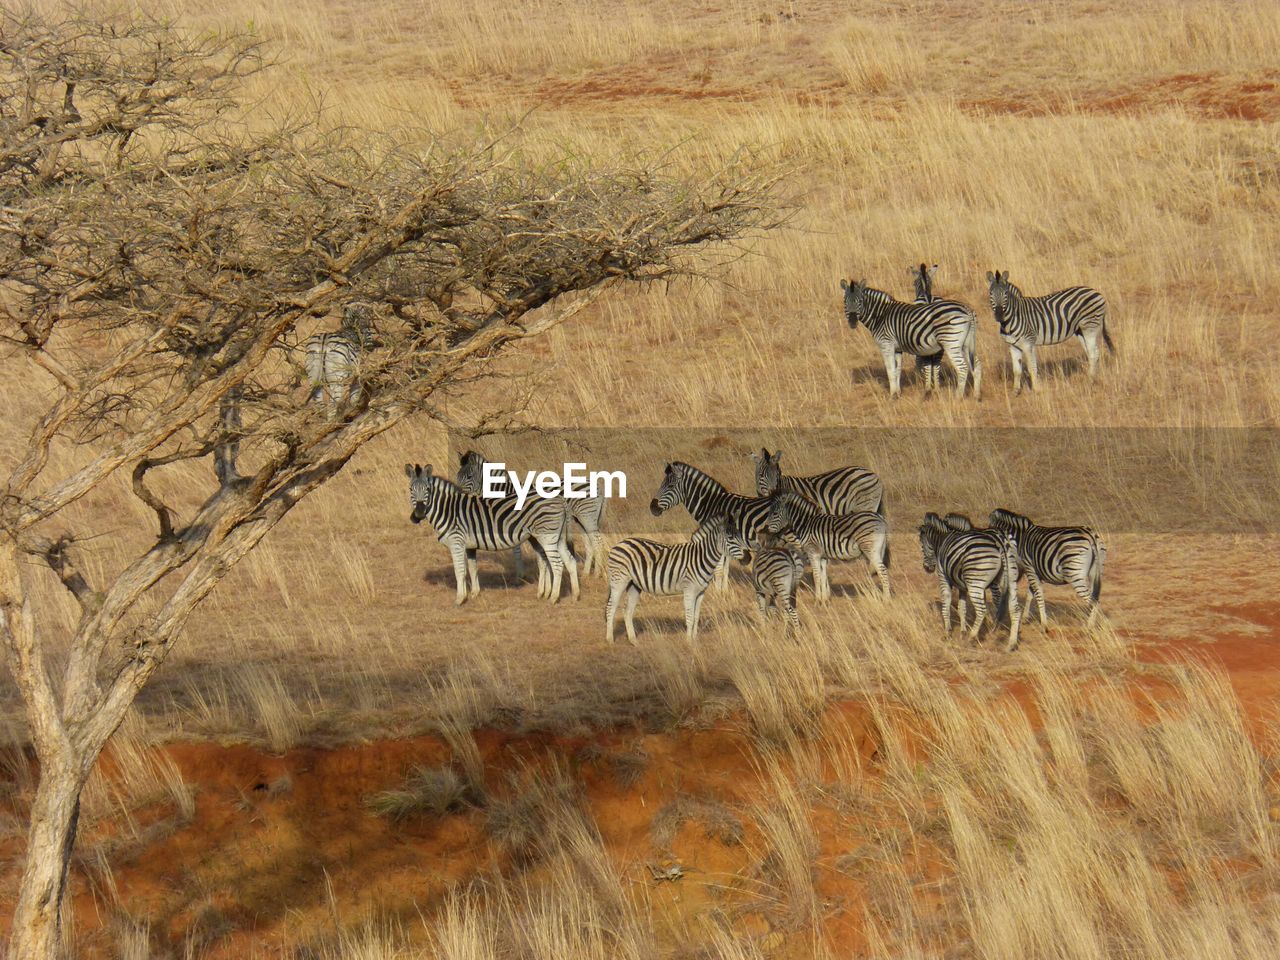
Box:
0, 9, 782, 956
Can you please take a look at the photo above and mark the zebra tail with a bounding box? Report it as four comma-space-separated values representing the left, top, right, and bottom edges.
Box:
882, 535, 891, 572
1102, 319, 1115, 353
875, 490, 887, 518
998, 537, 1018, 621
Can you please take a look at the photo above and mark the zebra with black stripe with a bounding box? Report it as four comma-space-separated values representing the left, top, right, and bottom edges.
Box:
404, 463, 578, 606
605, 515, 751, 644
918, 513, 1022, 650
751, 530, 806, 631
988, 508, 1106, 627
986, 270, 1113, 392
455, 450, 607, 579
649, 461, 774, 588
750, 448, 885, 516
842, 278, 981, 398
910, 262, 944, 390
765, 492, 890, 600
306, 302, 377, 410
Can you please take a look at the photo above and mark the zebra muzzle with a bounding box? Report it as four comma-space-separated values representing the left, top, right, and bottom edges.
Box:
649, 500, 663, 516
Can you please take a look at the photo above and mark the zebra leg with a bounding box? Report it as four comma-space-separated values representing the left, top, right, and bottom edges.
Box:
513, 544, 524, 582
756, 592, 770, 619
1009, 346, 1024, 395
623, 584, 642, 645
938, 574, 953, 634
1028, 570, 1047, 627
684, 587, 701, 643
536, 533, 565, 603
944, 344, 969, 397
966, 587, 987, 645
1005, 582, 1022, 652
956, 595, 967, 635
1025, 345, 1039, 391
1082, 330, 1101, 379
693, 590, 706, 638
591, 532, 606, 578
466, 548, 480, 598
605, 578, 625, 643
783, 591, 800, 632
818, 557, 831, 603
560, 535, 580, 601
715, 554, 730, 590
880, 345, 899, 398
448, 541, 470, 606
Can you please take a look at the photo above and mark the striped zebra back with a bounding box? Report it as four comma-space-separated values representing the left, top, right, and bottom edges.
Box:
920, 512, 1010, 584
405, 463, 563, 549
842, 279, 973, 356
458, 450, 605, 526
987, 271, 1107, 346
988, 508, 1101, 585
911, 262, 937, 304
650, 461, 773, 544
751, 448, 884, 515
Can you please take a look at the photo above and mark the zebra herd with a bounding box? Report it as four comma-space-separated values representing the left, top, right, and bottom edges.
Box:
402, 450, 1107, 651
843, 265, 1114, 397
304, 268, 1114, 413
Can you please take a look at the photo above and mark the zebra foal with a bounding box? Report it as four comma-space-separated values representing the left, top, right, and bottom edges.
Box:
750, 448, 885, 516
405, 463, 578, 606
751, 530, 806, 631
918, 513, 1022, 650
605, 516, 751, 644
910, 262, 944, 390
307, 302, 376, 410
842, 277, 981, 399
986, 270, 1113, 392
988, 508, 1106, 627
765, 492, 890, 601
456, 450, 607, 579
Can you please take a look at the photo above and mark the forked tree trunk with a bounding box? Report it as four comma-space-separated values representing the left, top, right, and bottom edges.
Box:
10, 752, 87, 960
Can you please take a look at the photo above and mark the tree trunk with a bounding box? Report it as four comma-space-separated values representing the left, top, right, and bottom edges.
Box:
9, 754, 86, 960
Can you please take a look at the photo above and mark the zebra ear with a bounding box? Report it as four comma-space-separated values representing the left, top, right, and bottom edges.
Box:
664, 462, 672, 474
840, 278, 850, 291
749, 450, 762, 463
999, 270, 1009, 283
986, 271, 996, 283
424, 464, 433, 477
928, 263, 938, 279
773, 449, 783, 461
404, 463, 414, 478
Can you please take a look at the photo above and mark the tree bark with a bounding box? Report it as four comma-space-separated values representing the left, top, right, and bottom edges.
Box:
9, 753, 87, 960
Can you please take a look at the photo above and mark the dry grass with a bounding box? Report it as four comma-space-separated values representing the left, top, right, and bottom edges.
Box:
3, 0, 1279, 956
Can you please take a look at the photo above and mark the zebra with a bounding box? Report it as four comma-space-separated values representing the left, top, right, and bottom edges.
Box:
455, 450, 607, 579
306, 302, 376, 409
404, 463, 578, 606
985, 270, 1113, 393
910, 262, 945, 391
988, 508, 1106, 627
751, 530, 805, 631
649, 461, 774, 589
918, 513, 1022, 650
842, 278, 981, 399
605, 515, 751, 644
765, 492, 890, 601
750, 448, 885, 516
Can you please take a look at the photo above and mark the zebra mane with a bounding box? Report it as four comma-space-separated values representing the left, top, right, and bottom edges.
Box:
989, 507, 1030, 529
671, 461, 729, 494
922, 512, 950, 532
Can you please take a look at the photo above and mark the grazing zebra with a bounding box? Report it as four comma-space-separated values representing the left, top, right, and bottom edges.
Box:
404, 463, 578, 606
918, 513, 1022, 650
988, 508, 1106, 627
649, 461, 774, 589
765, 492, 890, 600
942, 512, 974, 531
842, 278, 981, 398
750, 448, 885, 516
985, 270, 1113, 392
455, 451, 607, 579
306, 302, 376, 409
910, 262, 944, 391
605, 515, 751, 644
751, 530, 806, 631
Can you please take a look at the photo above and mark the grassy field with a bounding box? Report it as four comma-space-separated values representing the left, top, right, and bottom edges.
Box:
3, 0, 1280, 956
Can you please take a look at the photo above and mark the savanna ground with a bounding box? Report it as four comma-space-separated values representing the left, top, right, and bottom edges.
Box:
4, 0, 1280, 956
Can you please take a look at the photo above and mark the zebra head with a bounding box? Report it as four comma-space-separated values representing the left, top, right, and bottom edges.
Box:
943, 512, 974, 531
764, 492, 799, 536
918, 516, 947, 573
698, 515, 752, 565
840, 278, 870, 329
910, 263, 938, 303
750, 447, 783, 496
988, 507, 1031, 536
456, 450, 487, 495
649, 462, 685, 517
404, 463, 436, 524
985, 270, 1016, 326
